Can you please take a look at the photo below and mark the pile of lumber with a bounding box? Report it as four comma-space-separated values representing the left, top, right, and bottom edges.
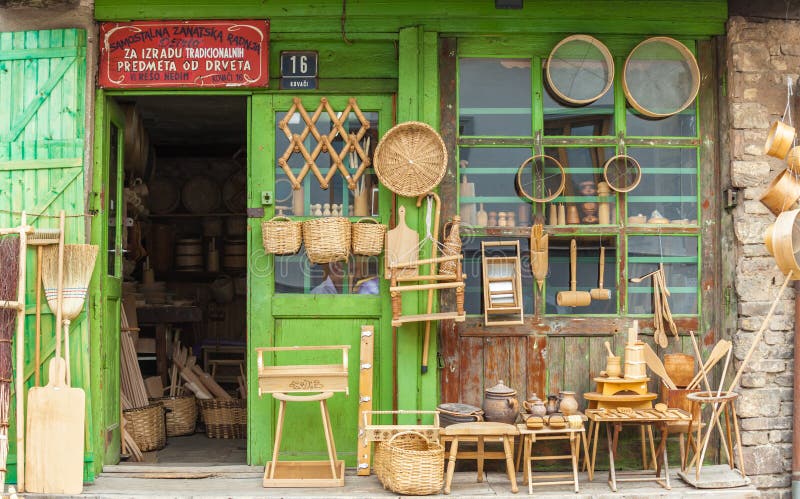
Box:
169, 341, 232, 400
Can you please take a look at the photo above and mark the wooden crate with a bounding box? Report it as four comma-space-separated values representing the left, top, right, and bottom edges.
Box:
256, 345, 350, 395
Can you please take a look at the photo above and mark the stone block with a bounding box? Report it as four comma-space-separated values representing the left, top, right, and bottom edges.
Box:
731, 102, 770, 129
743, 200, 771, 215
732, 42, 771, 72
740, 299, 795, 317
734, 216, 772, 245
769, 430, 792, 443
736, 388, 784, 417
732, 160, 771, 187
741, 371, 767, 387
774, 373, 793, 386
782, 43, 800, 56
740, 445, 785, 474
740, 416, 792, 430
748, 359, 787, 373
741, 429, 769, 446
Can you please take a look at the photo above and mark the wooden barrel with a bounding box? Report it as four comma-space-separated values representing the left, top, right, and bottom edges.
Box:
624, 343, 647, 379
175, 237, 203, 271
223, 239, 247, 270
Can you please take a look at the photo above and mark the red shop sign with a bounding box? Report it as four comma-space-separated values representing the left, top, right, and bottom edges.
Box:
99, 20, 269, 88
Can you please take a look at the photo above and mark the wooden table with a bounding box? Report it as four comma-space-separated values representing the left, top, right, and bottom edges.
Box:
441, 422, 519, 494
137, 305, 203, 384
516, 422, 589, 494
586, 408, 691, 492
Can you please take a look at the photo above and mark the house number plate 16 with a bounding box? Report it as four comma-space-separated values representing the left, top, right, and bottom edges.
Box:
280, 51, 318, 90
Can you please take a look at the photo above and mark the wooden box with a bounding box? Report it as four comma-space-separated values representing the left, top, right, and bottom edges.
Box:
256, 345, 350, 395
661, 387, 701, 421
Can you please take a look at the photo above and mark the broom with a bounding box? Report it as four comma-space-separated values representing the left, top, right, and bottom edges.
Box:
42, 244, 99, 385
27, 226, 60, 387
0, 235, 20, 488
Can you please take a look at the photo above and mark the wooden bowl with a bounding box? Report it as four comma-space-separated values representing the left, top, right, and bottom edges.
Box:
759, 169, 800, 215
765, 121, 795, 159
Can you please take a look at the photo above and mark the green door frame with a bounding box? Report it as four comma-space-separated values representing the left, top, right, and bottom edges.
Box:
247, 93, 394, 466
89, 90, 126, 471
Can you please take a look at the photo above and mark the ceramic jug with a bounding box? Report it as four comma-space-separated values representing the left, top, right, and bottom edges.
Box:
482, 380, 519, 424
523, 394, 547, 418
558, 391, 579, 416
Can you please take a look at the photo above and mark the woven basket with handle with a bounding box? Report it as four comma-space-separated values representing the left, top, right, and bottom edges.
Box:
261, 216, 302, 255
150, 395, 197, 437
123, 402, 166, 451
382, 431, 444, 495
373, 121, 447, 198
302, 217, 351, 263
199, 398, 246, 439
352, 218, 386, 256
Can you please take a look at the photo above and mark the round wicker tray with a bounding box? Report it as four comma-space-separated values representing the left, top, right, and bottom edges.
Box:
373, 121, 447, 198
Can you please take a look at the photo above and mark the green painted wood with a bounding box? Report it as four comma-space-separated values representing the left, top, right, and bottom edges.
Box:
247, 94, 394, 465
93, 1, 727, 36
0, 28, 90, 484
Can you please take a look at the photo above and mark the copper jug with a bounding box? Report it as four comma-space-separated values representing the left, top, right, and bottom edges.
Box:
482, 380, 519, 424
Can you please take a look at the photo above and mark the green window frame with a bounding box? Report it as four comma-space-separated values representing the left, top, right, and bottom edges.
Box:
451, 35, 708, 326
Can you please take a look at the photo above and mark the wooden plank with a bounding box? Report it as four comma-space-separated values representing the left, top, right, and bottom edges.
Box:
484, 336, 510, 391
507, 337, 526, 402
526, 335, 547, 399
459, 337, 483, 407
563, 337, 589, 409
546, 336, 565, 395
355, 325, 375, 476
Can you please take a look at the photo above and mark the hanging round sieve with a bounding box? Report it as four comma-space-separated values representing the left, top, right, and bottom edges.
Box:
770, 208, 800, 279
515, 155, 566, 203
603, 154, 642, 193
623, 37, 700, 118
546, 35, 614, 105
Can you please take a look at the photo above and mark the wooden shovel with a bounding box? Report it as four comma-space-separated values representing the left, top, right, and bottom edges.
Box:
642, 343, 677, 389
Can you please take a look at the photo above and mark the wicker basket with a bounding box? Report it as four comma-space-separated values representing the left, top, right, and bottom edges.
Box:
382, 431, 444, 495
261, 216, 302, 255
302, 217, 351, 264
373, 121, 448, 198
440, 216, 462, 274
199, 398, 246, 439
123, 402, 166, 452
352, 218, 386, 256
151, 395, 197, 437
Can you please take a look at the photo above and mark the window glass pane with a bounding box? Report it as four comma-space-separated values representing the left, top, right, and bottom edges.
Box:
626, 107, 697, 137
459, 147, 532, 226
275, 111, 379, 217
463, 237, 533, 315
542, 147, 616, 225
459, 58, 532, 136
544, 66, 614, 137
274, 252, 381, 295
626, 148, 698, 224
545, 237, 617, 314
628, 236, 698, 315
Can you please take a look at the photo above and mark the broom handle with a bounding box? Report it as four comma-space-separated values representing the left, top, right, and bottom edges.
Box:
56, 210, 65, 360
64, 320, 71, 386
16, 212, 28, 493
35, 246, 42, 387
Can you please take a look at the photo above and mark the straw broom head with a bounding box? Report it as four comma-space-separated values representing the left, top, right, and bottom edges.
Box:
42, 244, 99, 321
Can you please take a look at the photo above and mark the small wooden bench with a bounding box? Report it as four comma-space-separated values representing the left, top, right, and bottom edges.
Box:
441, 422, 519, 494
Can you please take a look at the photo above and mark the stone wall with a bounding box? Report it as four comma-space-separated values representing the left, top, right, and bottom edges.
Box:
728, 15, 797, 498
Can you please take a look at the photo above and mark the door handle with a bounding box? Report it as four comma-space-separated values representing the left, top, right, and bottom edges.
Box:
108, 248, 129, 254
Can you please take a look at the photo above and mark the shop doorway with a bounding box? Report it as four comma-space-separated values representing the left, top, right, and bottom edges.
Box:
108, 94, 249, 465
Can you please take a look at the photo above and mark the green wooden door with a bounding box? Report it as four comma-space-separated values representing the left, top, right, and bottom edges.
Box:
89, 93, 125, 468
248, 94, 394, 466
0, 28, 90, 483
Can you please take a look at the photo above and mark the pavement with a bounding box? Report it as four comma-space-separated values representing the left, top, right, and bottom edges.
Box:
14, 465, 761, 498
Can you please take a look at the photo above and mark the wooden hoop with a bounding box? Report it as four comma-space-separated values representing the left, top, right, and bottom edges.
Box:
603, 154, 642, 193
546, 34, 614, 105
623, 37, 700, 118
772, 208, 800, 279
515, 155, 566, 203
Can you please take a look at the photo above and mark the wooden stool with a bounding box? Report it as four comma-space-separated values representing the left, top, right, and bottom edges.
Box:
442, 422, 519, 494
517, 423, 585, 494
684, 391, 746, 481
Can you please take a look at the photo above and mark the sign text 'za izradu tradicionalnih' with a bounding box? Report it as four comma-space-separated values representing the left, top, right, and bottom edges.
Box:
99, 20, 269, 88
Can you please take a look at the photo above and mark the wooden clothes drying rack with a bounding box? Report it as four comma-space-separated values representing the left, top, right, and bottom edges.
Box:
481, 240, 524, 326
0, 213, 31, 492
256, 345, 350, 488
388, 253, 466, 326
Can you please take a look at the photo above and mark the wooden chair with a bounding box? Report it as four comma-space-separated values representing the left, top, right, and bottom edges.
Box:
441, 422, 519, 494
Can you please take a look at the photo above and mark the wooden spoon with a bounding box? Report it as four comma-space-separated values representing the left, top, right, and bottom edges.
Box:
643, 342, 677, 389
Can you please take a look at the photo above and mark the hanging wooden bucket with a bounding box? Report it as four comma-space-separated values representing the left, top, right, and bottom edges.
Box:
223, 239, 247, 270
771, 208, 800, 279
175, 237, 203, 271
664, 353, 695, 388
765, 121, 795, 159
759, 169, 800, 215
787, 146, 800, 175
765, 223, 776, 256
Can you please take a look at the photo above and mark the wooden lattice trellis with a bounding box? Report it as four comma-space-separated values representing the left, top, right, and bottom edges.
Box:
277, 97, 371, 190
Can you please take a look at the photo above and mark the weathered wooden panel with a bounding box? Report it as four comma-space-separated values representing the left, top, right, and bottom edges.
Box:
459, 336, 483, 408
0, 28, 88, 484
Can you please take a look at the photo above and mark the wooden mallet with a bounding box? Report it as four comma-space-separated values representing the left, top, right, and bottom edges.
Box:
557, 239, 591, 307
590, 246, 611, 300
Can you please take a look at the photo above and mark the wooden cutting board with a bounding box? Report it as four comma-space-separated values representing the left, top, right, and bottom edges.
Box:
26, 358, 85, 494
385, 206, 419, 277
